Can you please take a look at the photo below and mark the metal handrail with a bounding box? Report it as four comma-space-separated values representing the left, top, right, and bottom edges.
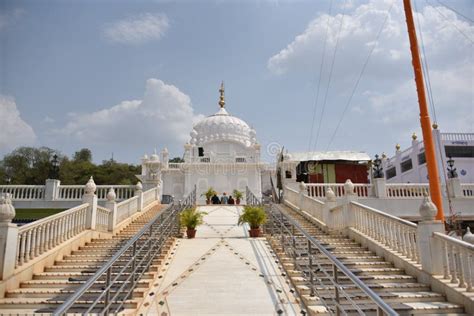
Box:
246, 186, 261, 205
53, 186, 196, 315
266, 204, 398, 316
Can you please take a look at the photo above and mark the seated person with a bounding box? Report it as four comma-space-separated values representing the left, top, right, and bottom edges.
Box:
211, 194, 220, 204
221, 192, 229, 204
227, 195, 235, 205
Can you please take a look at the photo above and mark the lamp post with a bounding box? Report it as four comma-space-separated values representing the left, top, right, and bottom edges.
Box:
49, 154, 60, 180
446, 156, 457, 179
372, 154, 384, 179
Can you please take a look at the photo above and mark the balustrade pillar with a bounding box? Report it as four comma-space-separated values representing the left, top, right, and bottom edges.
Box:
372, 178, 386, 198
446, 178, 462, 198
323, 188, 337, 229
106, 188, 118, 232
82, 177, 98, 230
0, 194, 18, 280
45, 179, 61, 201
417, 195, 445, 274
298, 182, 306, 213
135, 182, 144, 212
342, 180, 358, 228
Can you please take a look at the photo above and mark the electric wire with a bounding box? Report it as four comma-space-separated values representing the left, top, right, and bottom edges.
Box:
313, 0, 348, 151
307, 0, 334, 152
436, 0, 473, 23
325, 1, 395, 151
427, 0, 474, 44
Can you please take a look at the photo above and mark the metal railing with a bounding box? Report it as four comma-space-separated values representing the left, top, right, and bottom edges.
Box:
265, 204, 397, 316
246, 186, 261, 205
53, 186, 196, 315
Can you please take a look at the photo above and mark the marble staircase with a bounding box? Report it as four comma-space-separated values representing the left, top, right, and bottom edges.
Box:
0, 204, 172, 315
270, 204, 468, 316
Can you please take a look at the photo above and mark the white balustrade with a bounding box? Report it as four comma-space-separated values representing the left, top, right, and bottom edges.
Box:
15, 203, 89, 267
329, 205, 345, 230
351, 201, 419, 262
96, 206, 110, 233
461, 184, 474, 197
58, 185, 134, 200
116, 196, 139, 224
386, 183, 429, 198
0, 185, 45, 200
434, 233, 474, 292
168, 163, 182, 169
441, 132, 474, 142
284, 186, 324, 221
305, 183, 370, 198
283, 187, 299, 206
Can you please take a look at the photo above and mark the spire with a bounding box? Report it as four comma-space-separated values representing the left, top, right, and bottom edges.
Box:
218, 81, 225, 108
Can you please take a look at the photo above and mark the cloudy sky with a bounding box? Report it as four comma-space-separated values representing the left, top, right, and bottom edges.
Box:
0, 0, 472, 163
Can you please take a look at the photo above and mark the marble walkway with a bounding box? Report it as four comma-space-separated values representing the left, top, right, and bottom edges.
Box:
137, 205, 301, 316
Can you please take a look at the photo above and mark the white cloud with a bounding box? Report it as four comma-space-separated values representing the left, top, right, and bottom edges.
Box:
0, 96, 37, 153
51, 78, 204, 155
267, 0, 473, 151
103, 13, 169, 44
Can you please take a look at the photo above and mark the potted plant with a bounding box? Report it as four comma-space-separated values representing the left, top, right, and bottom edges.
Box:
179, 207, 207, 239
233, 189, 243, 205
238, 205, 267, 238
202, 187, 217, 205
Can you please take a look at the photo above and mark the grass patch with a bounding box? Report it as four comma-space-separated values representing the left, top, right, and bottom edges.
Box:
14, 208, 66, 220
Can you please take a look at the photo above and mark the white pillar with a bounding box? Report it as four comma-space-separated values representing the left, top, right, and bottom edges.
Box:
298, 181, 306, 212
82, 177, 98, 230
323, 188, 337, 229
373, 178, 387, 198
342, 179, 358, 228
45, 179, 61, 201
0, 194, 18, 280
446, 178, 462, 198
417, 195, 445, 275
105, 188, 118, 232
135, 182, 144, 211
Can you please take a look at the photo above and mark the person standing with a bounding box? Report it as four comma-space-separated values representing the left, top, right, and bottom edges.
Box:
211, 194, 221, 204
228, 196, 235, 205
221, 192, 229, 204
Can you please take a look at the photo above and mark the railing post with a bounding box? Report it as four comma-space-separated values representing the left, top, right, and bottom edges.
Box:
45, 179, 61, 201
298, 181, 306, 212
323, 188, 337, 229
82, 177, 98, 230
135, 182, 144, 212
417, 195, 445, 274
0, 194, 19, 280
446, 178, 462, 198
372, 178, 386, 198
342, 180, 358, 228
106, 188, 118, 232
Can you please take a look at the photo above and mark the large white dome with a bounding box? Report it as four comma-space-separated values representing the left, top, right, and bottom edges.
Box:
190, 107, 257, 147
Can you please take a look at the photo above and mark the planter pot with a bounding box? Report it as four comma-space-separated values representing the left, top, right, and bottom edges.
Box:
186, 229, 197, 239
206, 199, 211, 205
249, 228, 260, 238
236, 199, 241, 205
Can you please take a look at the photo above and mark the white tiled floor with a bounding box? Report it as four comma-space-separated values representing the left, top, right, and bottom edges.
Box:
137, 205, 301, 316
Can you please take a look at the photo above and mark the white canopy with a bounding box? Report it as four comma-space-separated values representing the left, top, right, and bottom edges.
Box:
286, 151, 371, 162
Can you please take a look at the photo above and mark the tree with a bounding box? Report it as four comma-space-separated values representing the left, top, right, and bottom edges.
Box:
73, 148, 92, 162
169, 157, 184, 163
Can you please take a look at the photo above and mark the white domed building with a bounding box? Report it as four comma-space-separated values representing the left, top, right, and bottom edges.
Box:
138, 83, 267, 203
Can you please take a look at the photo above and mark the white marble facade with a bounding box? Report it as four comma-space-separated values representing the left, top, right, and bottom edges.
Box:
137, 83, 266, 203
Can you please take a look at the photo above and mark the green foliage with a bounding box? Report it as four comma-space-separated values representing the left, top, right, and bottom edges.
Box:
0, 146, 141, 185
202, 187, 217, 200
179, 208, 207, 229
238, 206, 267, 229
233, 189, 243, 200
14, 208, 66, 220
169, 157, 184, 163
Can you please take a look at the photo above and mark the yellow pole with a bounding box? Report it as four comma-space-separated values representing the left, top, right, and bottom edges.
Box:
403, 0, 444, 221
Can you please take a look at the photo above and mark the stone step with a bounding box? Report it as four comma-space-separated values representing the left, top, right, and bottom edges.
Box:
6, 287, 146, 299
33, 271, 156, 281
20, 278, 151, 289
0, 298, 137, 312
44, 263, 160, 273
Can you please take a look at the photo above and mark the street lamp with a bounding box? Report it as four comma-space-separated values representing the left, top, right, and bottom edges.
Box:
446, 156, 457, 179
49, 154, 60, 179
372, 154, 384, 179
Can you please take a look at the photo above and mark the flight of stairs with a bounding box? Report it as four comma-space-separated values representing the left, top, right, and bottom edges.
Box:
0, 204, 174, 315
269, 204, 467, 316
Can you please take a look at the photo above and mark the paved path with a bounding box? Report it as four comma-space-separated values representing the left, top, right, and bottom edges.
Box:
138, 205, 301, 316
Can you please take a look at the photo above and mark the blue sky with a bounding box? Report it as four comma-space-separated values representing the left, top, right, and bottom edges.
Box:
1, 0, 472, 163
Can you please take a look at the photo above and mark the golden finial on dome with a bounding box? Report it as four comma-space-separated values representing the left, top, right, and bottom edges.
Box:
395, 144, 401, 151
412, 132, 417, 140
218, 81, 225, 108
432, 122, 438, 129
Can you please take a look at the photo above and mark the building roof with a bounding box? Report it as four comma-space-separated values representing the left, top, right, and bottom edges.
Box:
286, 151, 371, 162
